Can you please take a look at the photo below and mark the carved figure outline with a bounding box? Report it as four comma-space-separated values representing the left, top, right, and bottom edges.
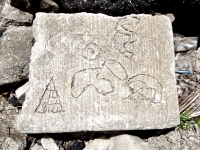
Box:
125, 74, 163, 103
71, 68, 114, 98
35, 77, 64, 113
68, 16, 162, 103
81, 42, 101, 61
114, 16, 140, 58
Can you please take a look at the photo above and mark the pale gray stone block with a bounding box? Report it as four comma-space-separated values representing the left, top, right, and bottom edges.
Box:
15, 13, 179, 133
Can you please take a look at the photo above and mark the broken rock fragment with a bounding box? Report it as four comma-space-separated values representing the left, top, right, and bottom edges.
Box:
0, 26, 33, 92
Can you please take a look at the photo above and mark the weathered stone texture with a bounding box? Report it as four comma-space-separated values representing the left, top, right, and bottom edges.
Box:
0, 26, 33, 90
0, 1, 33, 27
15, 13, 179, 133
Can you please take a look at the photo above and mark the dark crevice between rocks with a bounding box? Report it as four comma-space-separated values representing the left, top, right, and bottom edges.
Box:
25, 128, 175, 149
0, 79, 28, 94
26, 128, 175, 145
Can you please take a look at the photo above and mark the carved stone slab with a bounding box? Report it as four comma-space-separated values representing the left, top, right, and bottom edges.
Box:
15, 13, 179, 133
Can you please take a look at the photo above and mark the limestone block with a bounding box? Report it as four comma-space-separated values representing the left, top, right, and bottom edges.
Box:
15, 13, 179, 133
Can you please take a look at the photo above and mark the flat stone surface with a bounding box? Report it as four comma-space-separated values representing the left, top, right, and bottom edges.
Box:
15, 13, 179, 133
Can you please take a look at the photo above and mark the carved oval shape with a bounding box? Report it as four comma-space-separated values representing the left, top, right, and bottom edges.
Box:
105, 60, 128, 80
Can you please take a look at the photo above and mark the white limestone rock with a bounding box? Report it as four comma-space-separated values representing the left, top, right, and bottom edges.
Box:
15, 13, 179, 133
41, 138, 59, 150
109, 134, 153, 150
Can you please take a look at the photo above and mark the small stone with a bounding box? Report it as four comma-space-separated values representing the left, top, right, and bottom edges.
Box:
0, 26, 33, 92
0, 1, 33, 27
41, 137, 59, 150
67, 140, 85, 150
109, 134, 152, 150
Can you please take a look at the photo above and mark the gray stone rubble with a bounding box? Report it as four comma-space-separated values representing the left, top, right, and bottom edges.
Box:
0, 0, 33, 27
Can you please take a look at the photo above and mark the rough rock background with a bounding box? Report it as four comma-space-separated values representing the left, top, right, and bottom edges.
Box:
0, 26, 33, 93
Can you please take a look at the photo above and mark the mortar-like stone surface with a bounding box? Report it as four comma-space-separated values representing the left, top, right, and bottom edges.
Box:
15, 13, 179, 133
